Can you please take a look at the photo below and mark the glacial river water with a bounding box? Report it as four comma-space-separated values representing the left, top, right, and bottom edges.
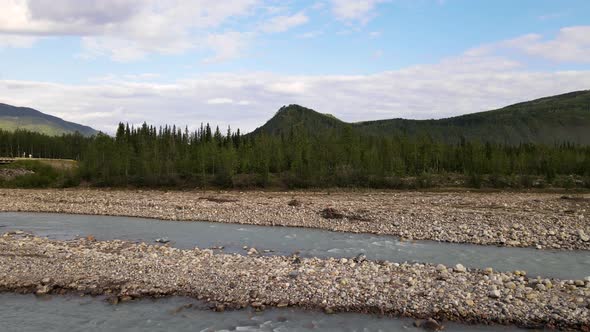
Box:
1, 212, 587, 331
1, 212, 589, 279
0, 294, 523, 332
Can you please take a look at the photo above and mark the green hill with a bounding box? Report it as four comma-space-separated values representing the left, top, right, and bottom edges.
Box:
251, 104, 348, 137
252, 90, 590, 145
0, 103, 98, 136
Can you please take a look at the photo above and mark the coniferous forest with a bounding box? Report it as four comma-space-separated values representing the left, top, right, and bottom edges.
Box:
1, 121, 590, 189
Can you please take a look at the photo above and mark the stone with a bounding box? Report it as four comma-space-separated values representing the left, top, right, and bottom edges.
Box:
353, 253, 367, 263
414, 318, 444, 331
535, 284, 546, 291
247, 247, 259, 255
155, 237, 170, 244
489, 290, 501, 298
579, 230, 590, 242
505, 282, 517, 290
36, 285, 52, 295
454, 264, 466, 273
435, 264, 447, 272
248, 290, 259, 298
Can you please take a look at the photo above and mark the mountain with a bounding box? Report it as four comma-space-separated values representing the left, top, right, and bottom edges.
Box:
0, 103, 98, 136
252, 90, 590, 145
251, 104, 346, 137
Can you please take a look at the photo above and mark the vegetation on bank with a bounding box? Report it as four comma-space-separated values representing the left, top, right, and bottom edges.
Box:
1, 123, 589, 189
0, 160, 79, 188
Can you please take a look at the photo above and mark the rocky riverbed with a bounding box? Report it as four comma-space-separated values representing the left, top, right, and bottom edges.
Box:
1, 232, 589, 330
1, 189, 589, 250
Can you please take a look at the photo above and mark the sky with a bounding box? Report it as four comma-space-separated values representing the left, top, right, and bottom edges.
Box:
1, 0, 590, 133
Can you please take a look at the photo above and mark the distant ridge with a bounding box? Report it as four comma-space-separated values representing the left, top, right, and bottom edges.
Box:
252, 90, 590, 145
0, 103, 98, 136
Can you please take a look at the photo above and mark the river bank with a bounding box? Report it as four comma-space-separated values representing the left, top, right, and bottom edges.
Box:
0, 189, 588, 250
2, 212, 590, 280
1, 233, 589, 330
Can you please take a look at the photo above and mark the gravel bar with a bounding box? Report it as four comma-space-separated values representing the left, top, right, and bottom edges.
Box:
1, 233, 589, 330
1, 189, 589, 250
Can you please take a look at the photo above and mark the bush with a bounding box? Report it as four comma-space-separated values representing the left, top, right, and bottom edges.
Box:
488, 173, 508, 188
416, 173, 434, 188
467, 173, 483, 188
0, 160, 79, 188
519, 174, 534, 188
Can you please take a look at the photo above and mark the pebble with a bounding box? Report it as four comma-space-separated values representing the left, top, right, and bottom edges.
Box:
489, 290, 501, 298
1, 189, 588, 250
0, 234, 588, 330
436, 264, 447, 272
505, 282, 516, 290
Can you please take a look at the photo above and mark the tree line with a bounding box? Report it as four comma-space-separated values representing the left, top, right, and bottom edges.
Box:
1, 124, 590, 189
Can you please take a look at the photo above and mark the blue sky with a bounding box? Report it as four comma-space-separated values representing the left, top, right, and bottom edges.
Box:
1, 0, 589, 132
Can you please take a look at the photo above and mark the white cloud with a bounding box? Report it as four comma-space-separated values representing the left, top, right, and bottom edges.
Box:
203, 32, 253, 63
0, 34, 37, 48
297, 30, 323, 39
330, 0, 387, 24
369, 31, 381, 39
206, 98, 251, 105
2, 52, 589, 134
505, 26, 590, 63
0, 0, 261, 61
260, 11, 309, 33
207, 98, 234, 105
468, 26, 590, 63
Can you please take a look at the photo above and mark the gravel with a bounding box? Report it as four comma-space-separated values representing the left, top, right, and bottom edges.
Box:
0, 189, 588, 250
1, 233, 589, 330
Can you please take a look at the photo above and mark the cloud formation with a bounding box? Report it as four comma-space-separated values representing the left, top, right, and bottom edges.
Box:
0, 0, 264, 60
260, 11, 309, 33
2, 51, 589, 134
468, 26, 590, 63
330, 0, 387, 24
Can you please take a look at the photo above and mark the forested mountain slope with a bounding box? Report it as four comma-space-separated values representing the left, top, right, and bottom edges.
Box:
0, 103, 97, 136
251, 104, 348, 137
252, 91, 590, 145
